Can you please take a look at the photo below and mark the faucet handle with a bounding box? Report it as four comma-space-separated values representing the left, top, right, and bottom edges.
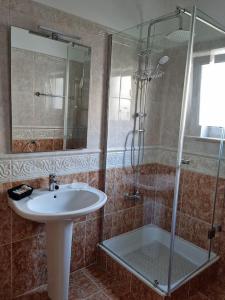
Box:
49, 174, 57, 184
49, 174, 57, 182
49, 174, 58, 191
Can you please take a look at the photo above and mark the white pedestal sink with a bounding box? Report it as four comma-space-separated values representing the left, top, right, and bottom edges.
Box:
8, 183, 107, 300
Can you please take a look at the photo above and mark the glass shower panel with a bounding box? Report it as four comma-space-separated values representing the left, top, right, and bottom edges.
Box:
103, 26, 140, 240
170, 8, 225, 293
193, 8, 225, 262
149, 12, 193, 294
102, 10, 192, 294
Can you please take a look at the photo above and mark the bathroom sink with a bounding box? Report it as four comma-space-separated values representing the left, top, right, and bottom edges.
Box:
9, 182, 107, 222
8, 182, 107, 300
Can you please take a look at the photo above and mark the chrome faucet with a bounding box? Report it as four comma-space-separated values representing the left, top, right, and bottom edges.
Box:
49, 174, 59, 191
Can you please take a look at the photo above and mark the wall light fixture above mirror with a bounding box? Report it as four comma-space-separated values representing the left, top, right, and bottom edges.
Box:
11, 26, 91, 153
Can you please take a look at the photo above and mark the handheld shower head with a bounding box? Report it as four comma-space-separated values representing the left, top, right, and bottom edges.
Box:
155, 56, 170, 72
134, 55, 170, 82
147, 55, 170, 82
158, 55, 170, 65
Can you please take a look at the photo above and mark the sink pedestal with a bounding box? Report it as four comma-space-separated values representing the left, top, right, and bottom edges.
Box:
8, 184, 107, 300
46, 221, 73, 300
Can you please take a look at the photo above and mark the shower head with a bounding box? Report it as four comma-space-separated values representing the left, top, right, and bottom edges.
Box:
166, 29, 190, 43
134, 55, 169, 81
154, 56, 170, 72
158, 55, 170, 65
146, 55, 170, 81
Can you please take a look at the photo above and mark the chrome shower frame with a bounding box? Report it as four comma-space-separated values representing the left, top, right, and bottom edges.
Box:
128, 4, 225, 200
103, 5, 225, 296
167, 6, 225, 295
129, 7, 186, 199
128, 5, 225, 292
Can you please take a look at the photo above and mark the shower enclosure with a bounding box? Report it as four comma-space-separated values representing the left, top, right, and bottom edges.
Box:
100, 5, 225, 296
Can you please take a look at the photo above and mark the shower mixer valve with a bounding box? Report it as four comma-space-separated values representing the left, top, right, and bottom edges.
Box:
135, 112, 146, 118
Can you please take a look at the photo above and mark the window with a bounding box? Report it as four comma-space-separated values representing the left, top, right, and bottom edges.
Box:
109, 75, 133, 121
187, 49, 225, 139
199, 61, 225, 128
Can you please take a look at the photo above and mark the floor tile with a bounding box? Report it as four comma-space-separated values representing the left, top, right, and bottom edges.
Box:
85, 291, 110, 299
12, 234, 47, 297
13, 263, 225, 300
69, 269, 99, 300
83, 264, 130, 298
189, 292, 209, 300
203, 283, 225, 300
13, 285, 49, 300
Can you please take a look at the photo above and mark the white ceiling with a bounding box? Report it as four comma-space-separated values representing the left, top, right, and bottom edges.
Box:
34, 0, 176, 30
34, 0, 225, 31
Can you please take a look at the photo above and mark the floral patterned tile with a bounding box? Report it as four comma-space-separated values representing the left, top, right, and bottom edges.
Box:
180, 170, 216, 223
111, 207, 135, 237
88, 170, 104, 190
102, 214, 112, 240
104, 182, 115, 215
106, 255, 131, 283
12, 234, 47, 297
71, 221, 86, 272
72, 172, 88, 184
0, 182, 12, 246
133, 204, 145, 229
0, 244, 11, 299
12, 211, 44, 242
85, 218, 101, 266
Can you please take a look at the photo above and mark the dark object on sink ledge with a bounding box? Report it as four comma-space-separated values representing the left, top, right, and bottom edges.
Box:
8, 184, 33, 201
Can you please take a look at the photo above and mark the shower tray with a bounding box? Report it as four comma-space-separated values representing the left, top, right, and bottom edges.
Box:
99, 224, 218, 295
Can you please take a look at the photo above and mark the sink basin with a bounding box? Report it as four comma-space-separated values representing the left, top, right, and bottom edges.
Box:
8, 182, 107, 300
9, 183, 107, 222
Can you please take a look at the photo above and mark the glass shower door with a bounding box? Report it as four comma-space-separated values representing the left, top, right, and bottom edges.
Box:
101, 5, 225, 297
102, 8, 193, 295
169, 7, 225, 294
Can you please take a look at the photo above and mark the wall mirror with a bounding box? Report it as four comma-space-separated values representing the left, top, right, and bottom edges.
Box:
11, 26, 91, 153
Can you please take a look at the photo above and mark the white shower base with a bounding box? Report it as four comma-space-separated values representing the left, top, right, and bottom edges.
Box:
100, 224, 218, 294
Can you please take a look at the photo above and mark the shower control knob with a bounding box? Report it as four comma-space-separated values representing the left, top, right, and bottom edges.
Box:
135, 112, 146, 118
181, 159, 190, 165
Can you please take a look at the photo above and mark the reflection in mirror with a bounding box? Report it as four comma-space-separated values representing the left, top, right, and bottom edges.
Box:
11, 26, 91, 153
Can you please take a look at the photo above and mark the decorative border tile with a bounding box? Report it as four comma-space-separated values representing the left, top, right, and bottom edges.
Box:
89, 153, 103, 171
155, 146, 225, 178
0, 160, 11, 180
12, 127, 64, 139
1, 145, 225, 182
0, 152, 102, 182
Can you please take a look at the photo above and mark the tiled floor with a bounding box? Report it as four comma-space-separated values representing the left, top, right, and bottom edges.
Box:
15, 264, 225, 300
16, 264, 133, 300
188, 283, 225, 300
